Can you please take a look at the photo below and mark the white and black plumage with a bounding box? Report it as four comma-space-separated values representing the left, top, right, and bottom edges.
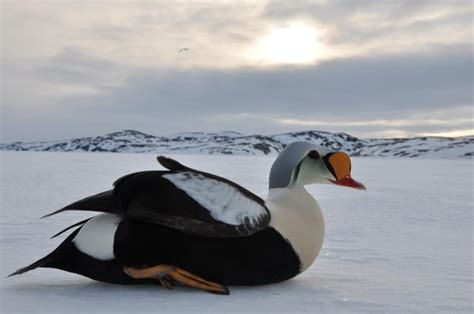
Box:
9, 142, 365, 295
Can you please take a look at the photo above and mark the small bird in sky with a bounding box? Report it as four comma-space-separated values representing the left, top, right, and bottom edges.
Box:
178, 48, 190, 54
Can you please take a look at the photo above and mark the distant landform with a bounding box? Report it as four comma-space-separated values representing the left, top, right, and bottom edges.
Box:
1, 130, 472, 158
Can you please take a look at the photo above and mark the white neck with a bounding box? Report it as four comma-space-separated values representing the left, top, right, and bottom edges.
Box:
266, 187, 325, 272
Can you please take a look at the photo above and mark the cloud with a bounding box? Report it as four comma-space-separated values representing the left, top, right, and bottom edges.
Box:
278, 118, 473, 128
76, 44, 472, 117
263, 1, 473, 51
3, 44, 471, 141
34, 47, 127, 93
1, 1, 472, 141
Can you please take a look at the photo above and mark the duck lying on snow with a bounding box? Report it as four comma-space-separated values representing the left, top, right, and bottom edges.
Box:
9, 142, 365, 295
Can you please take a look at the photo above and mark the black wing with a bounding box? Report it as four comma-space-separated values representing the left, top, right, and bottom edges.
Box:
44, 156, 270, 238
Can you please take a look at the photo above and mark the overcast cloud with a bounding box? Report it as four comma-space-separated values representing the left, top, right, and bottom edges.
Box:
1, 0, 473, 141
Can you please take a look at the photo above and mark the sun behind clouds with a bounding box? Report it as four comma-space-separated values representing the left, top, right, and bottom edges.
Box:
249, 22, 329, 65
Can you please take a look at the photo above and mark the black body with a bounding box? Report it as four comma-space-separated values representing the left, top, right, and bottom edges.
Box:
42, 220, 301, 286
11, 157, 301, 287
114, 219, 301, 285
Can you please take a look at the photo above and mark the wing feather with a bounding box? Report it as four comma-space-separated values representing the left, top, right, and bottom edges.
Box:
45, 157, 270, 238
117, 170, 270, 238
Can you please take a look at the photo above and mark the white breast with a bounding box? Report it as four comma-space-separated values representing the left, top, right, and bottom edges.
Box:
73, 213, 121, 260
266, 187, 325, 271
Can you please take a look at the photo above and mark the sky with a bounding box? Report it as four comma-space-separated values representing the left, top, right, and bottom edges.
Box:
1, 0, 473, 142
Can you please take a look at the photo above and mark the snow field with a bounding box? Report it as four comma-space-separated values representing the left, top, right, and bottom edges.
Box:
1, 152, 472, 313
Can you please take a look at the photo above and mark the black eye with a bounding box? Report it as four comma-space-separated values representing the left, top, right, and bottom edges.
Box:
308, 150, 320, 159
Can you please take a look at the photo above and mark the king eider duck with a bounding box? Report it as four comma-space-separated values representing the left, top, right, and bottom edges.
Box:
9, 142, 365, 295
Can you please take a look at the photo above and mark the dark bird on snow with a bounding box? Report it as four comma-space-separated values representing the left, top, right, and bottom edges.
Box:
9, 142, 365, 295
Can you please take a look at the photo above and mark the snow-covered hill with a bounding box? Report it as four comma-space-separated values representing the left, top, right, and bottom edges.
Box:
1, 130, 472, 158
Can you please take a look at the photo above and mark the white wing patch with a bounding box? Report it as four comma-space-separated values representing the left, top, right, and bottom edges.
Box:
163, 172, 267, 227
73, 213, 121, 260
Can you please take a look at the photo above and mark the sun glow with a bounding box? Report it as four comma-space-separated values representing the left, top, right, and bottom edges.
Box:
419, 129, 474, 137
250, 22, 328, 65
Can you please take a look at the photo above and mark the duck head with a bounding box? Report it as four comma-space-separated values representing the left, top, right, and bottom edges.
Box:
269, 142, 366, 190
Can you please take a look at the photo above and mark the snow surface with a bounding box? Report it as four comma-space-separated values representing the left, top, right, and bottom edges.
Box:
1, 151, 473, 313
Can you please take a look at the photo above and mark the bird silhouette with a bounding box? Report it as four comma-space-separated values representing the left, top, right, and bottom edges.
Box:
178, 48, 190, 54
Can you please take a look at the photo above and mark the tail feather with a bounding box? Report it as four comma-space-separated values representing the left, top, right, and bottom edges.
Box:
10, 189, 116, 277
50, 217, 92, 239
8, 228, 80, 277
41, 190, 116, 219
